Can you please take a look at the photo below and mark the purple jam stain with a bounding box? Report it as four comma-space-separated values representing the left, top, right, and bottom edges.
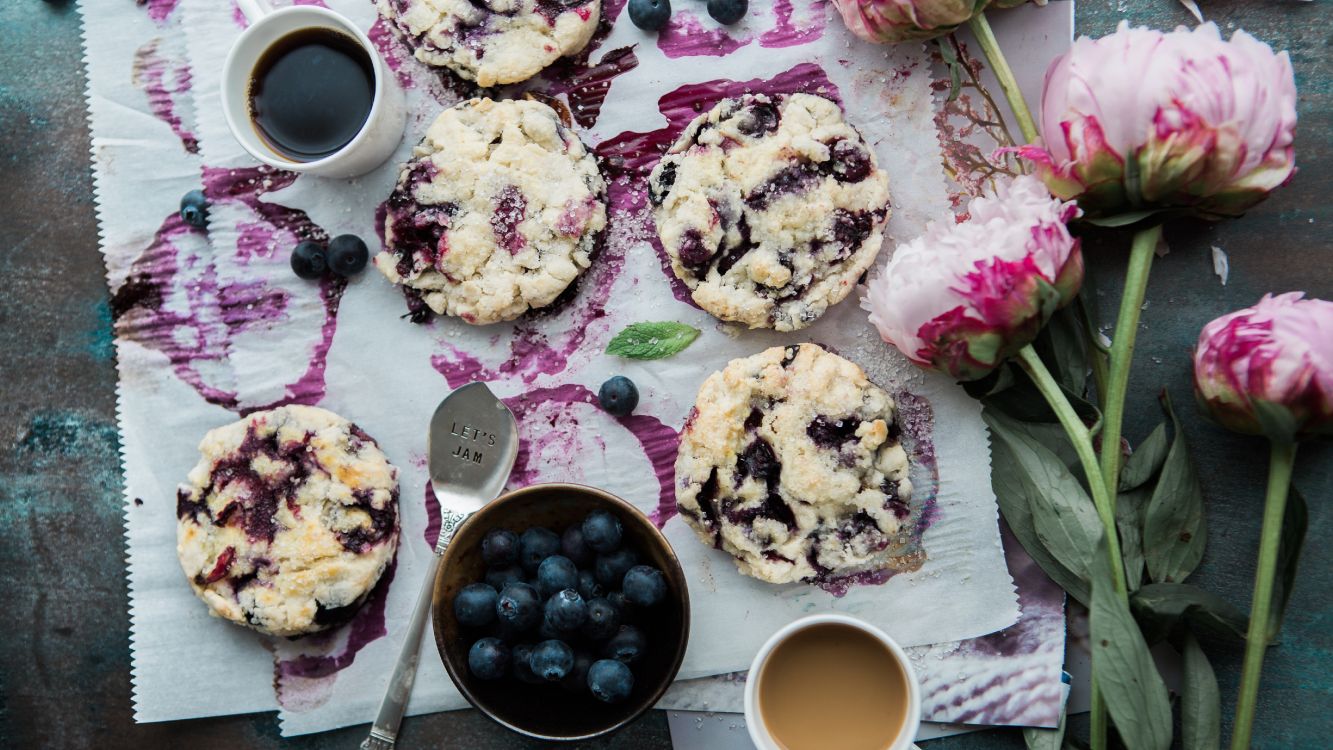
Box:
131, 38, 199, 154
422, 482, 441, 548
502, 384, 679, 527
758, 0, 828, 49
368, 15, 417, 91
275, 558, 398, 683
657, 10, 753, 60
231, 2, 248, 29
520, 46, 640, 129
594, 63, 840, 304
136, 0, 182, 24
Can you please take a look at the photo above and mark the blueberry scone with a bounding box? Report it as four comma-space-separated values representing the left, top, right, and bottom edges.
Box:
377, 0, 601, 87
674, 344, 914, 584
647, 94, 891, 331
176, 406, 400, 637
375, 98, 607, 325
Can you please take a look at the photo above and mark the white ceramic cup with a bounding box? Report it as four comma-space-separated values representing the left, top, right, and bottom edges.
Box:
744, 614, 922, 750
221, 0, 405, 178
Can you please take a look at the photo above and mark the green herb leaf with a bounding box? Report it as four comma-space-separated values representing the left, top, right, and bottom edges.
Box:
1131, 582, 1248, 644
1116, 487, 1150, 592
1120, 420, 1169, 492
1269, 485, 1308, 640
604, 322, 700, 360
1180, 631, 1221, 750
1143, 392, 1206, 583
1089, 533, 1173, 750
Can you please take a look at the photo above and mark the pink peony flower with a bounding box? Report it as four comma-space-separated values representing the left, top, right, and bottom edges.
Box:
1193, 293, 1333, 440
831, 0, 991, 44
863, 175, 1082, 381
1013, 22, 1297, 218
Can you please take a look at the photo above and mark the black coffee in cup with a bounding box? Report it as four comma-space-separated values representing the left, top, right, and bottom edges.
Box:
247, 28, 374, 162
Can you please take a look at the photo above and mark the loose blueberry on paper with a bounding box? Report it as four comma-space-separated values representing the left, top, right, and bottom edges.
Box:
598, 376, 639, 417
707, 0, 747, 25
327, 234, 369, 276
454, 511, 669, 702
628, 0, 671, 31
290, 240, 327, 280
179, 190, 209, 228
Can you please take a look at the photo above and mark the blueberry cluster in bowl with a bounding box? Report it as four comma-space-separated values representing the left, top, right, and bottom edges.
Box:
453, 510, 669, 704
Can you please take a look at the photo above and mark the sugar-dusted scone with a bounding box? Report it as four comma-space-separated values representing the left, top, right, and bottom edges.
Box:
375, 97, 608, 325
647, 93, 891, 331
674, 344, 914, 584
176, 406, 399, 637
376, 0, 601, 87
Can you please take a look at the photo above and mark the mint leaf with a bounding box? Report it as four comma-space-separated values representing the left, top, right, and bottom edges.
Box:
605, 322, 700, 360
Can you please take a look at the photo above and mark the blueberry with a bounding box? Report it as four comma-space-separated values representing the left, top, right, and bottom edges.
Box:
595, 547, 637, 586
622, 565, 667, 607
607, 590, 630, 612
560, 525, 592, 565
582, 597, 621, 641
485, 563, 525, 591
707, 0, 747, 25
544, 589, 588, 632
519, 527, 561, 573
530, 640, 575, 682
511, 643, 544, 684
453, 582, 498, 628
537, 617, 563, 641
179, 189, 208, 228
582, 509, 623, 553
290, 240, 327, 280
627, 0, 671, 31
603, 624, 647, 664
588, 659, 634, 703
467, 637, 510, 680
598, 376, 639, 417
577, 570, 606, 601
481, 528, 520, 566
536, 555, 579, 598
560, 652, 595, 692
326, 234, 369, 276
496, 582, 542, 630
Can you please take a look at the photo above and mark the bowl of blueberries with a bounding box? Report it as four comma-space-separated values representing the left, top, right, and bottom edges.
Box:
431, 482, 690, 741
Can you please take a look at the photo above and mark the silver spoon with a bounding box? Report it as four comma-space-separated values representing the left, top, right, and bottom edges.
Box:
362, 382, 519, 750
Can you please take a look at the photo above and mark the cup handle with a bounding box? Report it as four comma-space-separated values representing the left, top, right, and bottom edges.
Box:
235, 0, 275, 24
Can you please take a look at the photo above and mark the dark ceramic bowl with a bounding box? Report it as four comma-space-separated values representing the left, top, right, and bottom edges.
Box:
432, 483, 690, 742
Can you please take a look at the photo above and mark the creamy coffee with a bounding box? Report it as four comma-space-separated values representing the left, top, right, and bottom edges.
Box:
757, 622, 910, 750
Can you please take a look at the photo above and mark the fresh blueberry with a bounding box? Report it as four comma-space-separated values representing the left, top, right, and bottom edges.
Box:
519, 527, 561, 573
560, 651, 595, 692
485, 563, 525, 591
581, 509, 623, 553
577, 570, 606, 601
326, 234, 369, 277
627, 0, 671, 31
543, 589, 588, 632
481, 528, 520, 566
588, 659, 634, 703
537, 617, 563, 641
595, 547, 637, 586
598, 376, 639, 417
495, 582, 542, 630
179, 189, 209, 228
467, 637, 510, 680
536, 555, 580, 598
290, 240, 327, 280
453, 582, 498, 628
622, 565, 667, 607
511, 642, 544, 684
530, 640, 575, 682
603, 624, 647, 664
707, 0, 747, 25
607, 590, 630, 612
582, 597, 621, 641
560, 525, 592, 565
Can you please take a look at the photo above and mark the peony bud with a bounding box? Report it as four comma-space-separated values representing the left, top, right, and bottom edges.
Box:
831, 0, 991, 44
1013, 22, 1297, 219
862, 175, 1082, 381
1193, 293, 1333, 441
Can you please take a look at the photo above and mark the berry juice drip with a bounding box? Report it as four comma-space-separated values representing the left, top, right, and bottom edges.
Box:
248, 28, 374, 161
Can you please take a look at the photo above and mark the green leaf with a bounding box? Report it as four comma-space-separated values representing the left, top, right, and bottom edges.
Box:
1082, 209, 1166, 228
1034, 305, 1089, 397
937, 37, 963, 102
1268, 485, 1308, 640
1116, 487, 1150, 592
1089, 534, 1173, 750
1119, 420, 1169, 492
985, 409, 1100, 601
1023, 701, 1067, 750
1131, 582, 1248, 644
1180, 631, 1221, 750
974, 359, 1103, 433
1143, 392, 1206, 583
604, 322, 700, 360
985, 409, 1091, 606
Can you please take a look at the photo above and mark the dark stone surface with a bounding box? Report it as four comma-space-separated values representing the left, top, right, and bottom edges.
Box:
0, 0, 1327, 748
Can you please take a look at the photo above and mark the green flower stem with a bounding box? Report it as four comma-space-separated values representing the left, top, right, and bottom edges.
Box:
967, 12, 1040, 145
1230, 440, 1298, 750
1097, 224, 1162, 510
